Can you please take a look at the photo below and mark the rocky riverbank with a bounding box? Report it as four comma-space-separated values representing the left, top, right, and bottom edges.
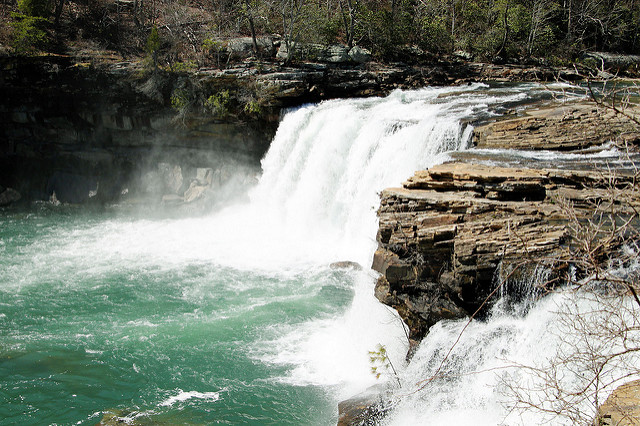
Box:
373, 100, 640, 345
337, 100, 640, 425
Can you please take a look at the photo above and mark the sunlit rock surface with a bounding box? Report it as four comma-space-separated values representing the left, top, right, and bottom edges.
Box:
474, 102, 640, 150
373, 162, 639, 341
597, 379, 640, 425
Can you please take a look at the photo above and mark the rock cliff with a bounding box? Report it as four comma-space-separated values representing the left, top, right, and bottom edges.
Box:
0, 55, 581, 206
373, 101, 640, 343
373, 162, 637, 341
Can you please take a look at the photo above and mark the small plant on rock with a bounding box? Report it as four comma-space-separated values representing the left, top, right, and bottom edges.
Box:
205, 90, 231, 118
369, 344, 401, 386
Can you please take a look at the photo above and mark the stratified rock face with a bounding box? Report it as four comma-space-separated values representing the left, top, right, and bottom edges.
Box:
473, 102, 640, 150
373, 162, 638, 340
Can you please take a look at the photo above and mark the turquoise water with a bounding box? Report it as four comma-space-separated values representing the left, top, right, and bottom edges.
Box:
0, 206, 359, 425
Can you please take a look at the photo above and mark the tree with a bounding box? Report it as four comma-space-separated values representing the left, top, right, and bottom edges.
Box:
146, 25, 161, 68
10, 0, 50, 54
339, 0, 357, 49
241, 0, 260, 54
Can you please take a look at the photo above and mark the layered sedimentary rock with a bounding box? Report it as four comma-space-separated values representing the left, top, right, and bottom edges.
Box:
373, 162, 639, 341
473, 102, 640, 150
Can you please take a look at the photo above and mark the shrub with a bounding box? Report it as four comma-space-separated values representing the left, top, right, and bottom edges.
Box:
205, 90, 231, 118
10, 13, 49, 54
243, 99, 262, 117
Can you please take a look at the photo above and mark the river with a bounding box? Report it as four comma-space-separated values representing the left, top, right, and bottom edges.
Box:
1, 83, 611, 425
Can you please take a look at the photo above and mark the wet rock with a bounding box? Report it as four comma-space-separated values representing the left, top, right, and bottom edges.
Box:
374, 162, 640, 341
0, 187, 21, 206
96, 410, 143, 425
196, 168, 214, 186
329, 261, 363, 270
183, 181, 209, 203
337, 385, 392, 426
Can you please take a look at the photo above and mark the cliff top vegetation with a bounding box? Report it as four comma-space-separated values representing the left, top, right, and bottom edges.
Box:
0, 0, 639, 71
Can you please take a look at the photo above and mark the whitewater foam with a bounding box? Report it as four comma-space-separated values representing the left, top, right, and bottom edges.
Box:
158, 390, 221, 407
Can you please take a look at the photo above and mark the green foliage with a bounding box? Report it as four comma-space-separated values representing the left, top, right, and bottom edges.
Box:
315, 16, 342, 45
10, 13, 49, 54
146, 26, 161, 55
202, 38, 225, 53
171, 89, 190, 112
243, 99, 261, 117
9, 0, 637, 65
145, 26, 161, 69
171, 61, 197, 73
418, 15, 452, 54
10, 0, 50, 54
368, 344, 400, 385
205, 90, 231, 118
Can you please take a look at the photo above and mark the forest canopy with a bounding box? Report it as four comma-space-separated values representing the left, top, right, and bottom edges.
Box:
1, 0, 639, 65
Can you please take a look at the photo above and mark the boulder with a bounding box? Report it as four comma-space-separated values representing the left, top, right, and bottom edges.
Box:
324, 45, 350, 63
276, 43, 353, 63
196, 168, 214, 186
329, 261, 363, 270
348, 46, 372, 63
183, 181, 209, 203
0, 187, 21, 206
581, 52, 640, 72
223, 36, 275, 58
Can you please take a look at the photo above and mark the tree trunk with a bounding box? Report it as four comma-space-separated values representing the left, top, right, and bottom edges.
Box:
495, 0, 509, 58
339, 0, 355, 49
53, 0, 65, 26
243, 0, 259, 54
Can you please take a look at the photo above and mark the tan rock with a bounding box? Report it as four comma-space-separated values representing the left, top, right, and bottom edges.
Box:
597, 380, 640, 425
473, 102, 640, 150
374, 161, 639, 341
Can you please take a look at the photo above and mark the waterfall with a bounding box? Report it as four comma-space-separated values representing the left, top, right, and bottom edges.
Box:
381, 282, 640, 426
244, 84, 532, 267
2, 82, 594, 425
226, 83, 556, 400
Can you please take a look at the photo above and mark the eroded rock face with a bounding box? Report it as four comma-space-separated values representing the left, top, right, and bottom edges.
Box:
373, 162, 639, 340
473, 102, 640, 150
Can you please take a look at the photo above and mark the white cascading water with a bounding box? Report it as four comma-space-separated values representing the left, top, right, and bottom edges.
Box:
382, 277, 640, 426
248, 84, 531, 267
